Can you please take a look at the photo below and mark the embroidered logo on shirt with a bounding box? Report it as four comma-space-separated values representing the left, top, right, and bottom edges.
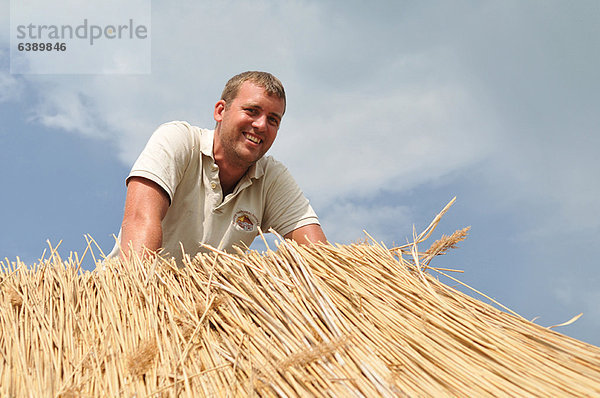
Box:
233, 210, 258, 232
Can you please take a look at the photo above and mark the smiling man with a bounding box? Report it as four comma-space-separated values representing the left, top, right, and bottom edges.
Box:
108, 71, 326, 264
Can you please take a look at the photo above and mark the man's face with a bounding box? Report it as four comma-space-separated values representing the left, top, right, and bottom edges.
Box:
214, 81, 285, 169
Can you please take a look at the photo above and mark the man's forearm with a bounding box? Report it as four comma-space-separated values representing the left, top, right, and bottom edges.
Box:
285, 224, 327, 245
119, 177, 170, 261
120, 218, 163, 260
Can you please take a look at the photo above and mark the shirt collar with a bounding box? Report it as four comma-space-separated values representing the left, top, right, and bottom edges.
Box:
246, 159, 266, 180
200, 129, 214, 158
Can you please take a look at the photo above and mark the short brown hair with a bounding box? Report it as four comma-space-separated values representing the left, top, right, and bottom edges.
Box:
220, 71, 286, 114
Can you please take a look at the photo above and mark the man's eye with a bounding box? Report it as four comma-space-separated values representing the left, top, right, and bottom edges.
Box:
268, 117, 280, 126
245, 108, 258, 115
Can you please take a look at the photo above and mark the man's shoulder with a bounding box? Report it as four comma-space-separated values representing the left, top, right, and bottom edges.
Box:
255, 155, 294, 183
150, 121, 213, 153
157, 120, 211, 137
257, 155, 286, 172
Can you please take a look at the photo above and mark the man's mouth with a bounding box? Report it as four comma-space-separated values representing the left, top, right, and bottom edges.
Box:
244, 133, 262, 144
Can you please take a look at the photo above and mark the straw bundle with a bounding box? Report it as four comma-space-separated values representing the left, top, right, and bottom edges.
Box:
1, 204, 600, 397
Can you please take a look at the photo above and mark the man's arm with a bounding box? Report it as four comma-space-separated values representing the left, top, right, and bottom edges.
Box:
284, 224, 327, 245
120, 176, 170, 260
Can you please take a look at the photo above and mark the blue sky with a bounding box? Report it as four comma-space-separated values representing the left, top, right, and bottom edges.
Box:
1, 0, 599, 346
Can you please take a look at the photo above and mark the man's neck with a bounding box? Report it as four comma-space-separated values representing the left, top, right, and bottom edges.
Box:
212, 133, 250, 196
216, 161, 247, 196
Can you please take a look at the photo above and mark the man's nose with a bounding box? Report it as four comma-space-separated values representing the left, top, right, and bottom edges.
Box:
252, 114, 267, 131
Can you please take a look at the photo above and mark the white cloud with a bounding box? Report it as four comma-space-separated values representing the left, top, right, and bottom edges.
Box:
0, 3, 8, 44
0, 69, 22, 102
275, 78, 497, 206
0, 46, 23, 102
28, 82, 105, 137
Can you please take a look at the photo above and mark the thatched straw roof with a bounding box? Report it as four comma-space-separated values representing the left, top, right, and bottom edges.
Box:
2, 203, 600, 397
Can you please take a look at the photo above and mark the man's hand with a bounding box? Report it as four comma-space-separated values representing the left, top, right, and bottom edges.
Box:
284, 224, 327, 245
120, 177, 170, 260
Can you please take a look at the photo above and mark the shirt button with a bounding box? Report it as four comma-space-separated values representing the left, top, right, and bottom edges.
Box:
212, 164, 218, 171
210, 182, 217, 189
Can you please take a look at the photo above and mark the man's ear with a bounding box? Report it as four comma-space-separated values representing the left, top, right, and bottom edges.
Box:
214, 100, 226, 123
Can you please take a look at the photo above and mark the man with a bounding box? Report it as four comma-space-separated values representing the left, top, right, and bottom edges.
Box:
107, 71, 326, 264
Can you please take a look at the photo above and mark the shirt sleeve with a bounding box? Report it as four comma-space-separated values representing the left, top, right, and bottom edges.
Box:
127, 121, 196, 203
261, 164, 320, 237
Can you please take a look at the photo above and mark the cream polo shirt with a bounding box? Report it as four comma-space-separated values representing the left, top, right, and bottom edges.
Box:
108, 121, 320, 264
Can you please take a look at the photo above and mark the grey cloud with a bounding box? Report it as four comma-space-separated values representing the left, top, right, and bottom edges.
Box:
318, 201, 413, 245
0, 70, 22, 103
